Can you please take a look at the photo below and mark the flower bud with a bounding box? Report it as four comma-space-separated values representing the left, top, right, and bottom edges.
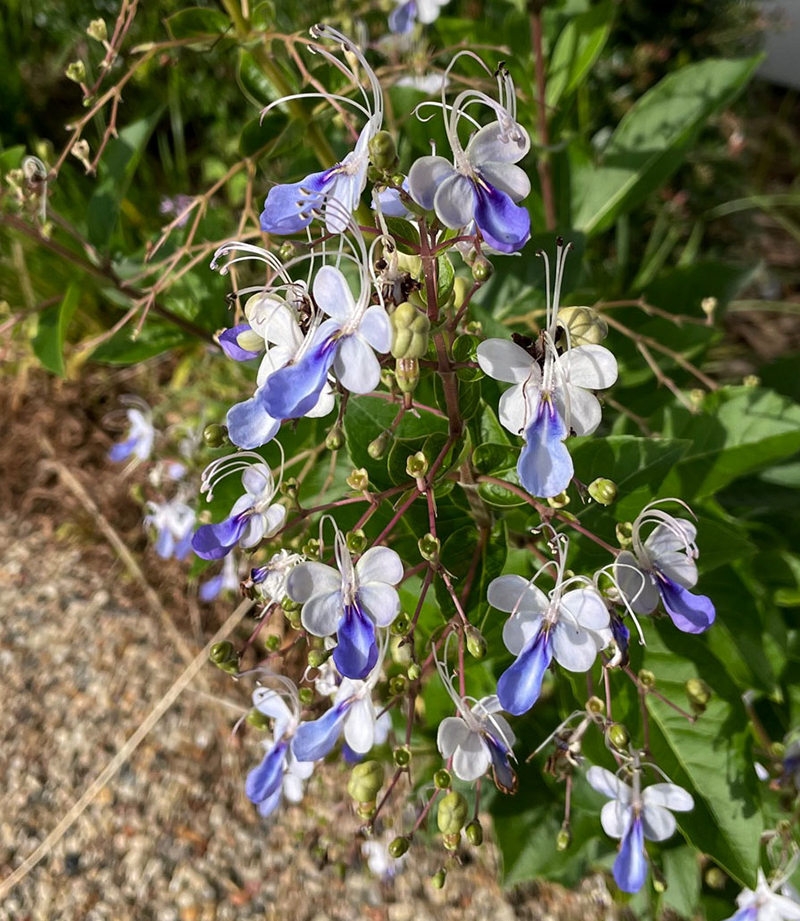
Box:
701, 296, 717, 321
307, 648, 331, 669
616, 521, 633, 548
265, 634, 281, 652
388, 836, 410, 858
465, 820, 483, 846
246, 709, 271, 731
389, 675, 407, 696
298, 688, 314, 706
391, 614, 410, 636
418, 533, 440, 563
285, 607, 301, 628
356, 802, 376, 819
325, 425, 344, 450
547, 491, 570, 509
391, 302, 430, 360
588, 478, 617, 506
368, 131, 398, 171
395, 358, 420, 394
471, 256, 493, 283
639, 669, 656, 688
280, 476, 299, 499
685, 677, 711, 714
431, 868, 447, 889
301, 539, 321, 561
406, 451, 428, 478
346, 529, 367, 555
465, 626, 487, 660
279, 241, 296, 261
651, 866, 667, 893
437, 791, 469, 838
87, 18, 108, 42
347, 468, 369, 491
71, 139, 92, 170
203, 423, 229, 448
743, 374, 760, 388
586, 696, 605, 716
556, 306, 608, 347
393, 746, 411, 767
407, 663, 421, 681
452, 276, 471, 311
209, 641, 236, 665
434, 769, 452, 790
347, 760, 385, 804
368, 430, 391, 460
66, 61, 86, 84
556, 824, 572, 851
281, 595, 301, 613
607, 722, 630, 752
391, 635, 412, 665
704, 867, 727, 890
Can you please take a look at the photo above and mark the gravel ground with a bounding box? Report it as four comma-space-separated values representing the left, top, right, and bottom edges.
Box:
0, 519, 614, 921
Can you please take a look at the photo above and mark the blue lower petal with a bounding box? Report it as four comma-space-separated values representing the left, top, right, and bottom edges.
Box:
724, 909, 758, 921
656, 571, 715, 634
260, 170, 336, 235
342, 743, 364, 764
199, 573, 224, 603
245, 739, 288, 804
174, 530, 194, 561
473, 181, 531, 254
517, 399, 572, 498
293, 701, 351, 762
333, 602, 378, 680
256, 786, 283, 818
219, 324, 262, 361
262, 335, 339, 421
192, 512, 250, 560
485, 734, 518, 794
108, 435, 138, 463
610, 614, 630, 667
613, 813, 647, 893
154, 527, 175, 560
389, 0, 416, 33
227, 391, 280, 450
497, 627, 553, 716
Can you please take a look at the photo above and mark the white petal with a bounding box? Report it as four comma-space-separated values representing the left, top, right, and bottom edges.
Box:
306, 384, 336, 419
656, 550, 698, 588
466, 121, 530, 165
502, 611, 544, 657
287, 562, 341, 603
488, 574, 549, 615
253, 688, 292, 726
452, 732, 491, 782
614, 552, 659, 615
282, 773, 305, 803
478, 162, 531, 202
240, 514, 266, 548
766, 894, 800, 921
554, 384, 602, 437
358, 583, 401, 627
358, 305, 392, 354
313, 266, 355, 323
473, 694, 503, 717
300, 589, 343, 637
476, 339, 536, 384
642, 783, 694, 812
586, 765, 632, 803
645, 519, 697, 557
334, 335, 381, 394
433, 172, 476, 229
408, 155, 454, 210
230, 494, 255, 518
260, 503, 286, 539
559, 344, 618, 390
600, 799, 631, 839
551, 621, 599, 673
256, 344, 293, 388
344, 697, 376, 753
356, 546, 404, 586
642, 803, 677, 841
437, 716, 470, 758
498, 384, 531, 436
486, 712, 516, 750
558, 589, 610, 632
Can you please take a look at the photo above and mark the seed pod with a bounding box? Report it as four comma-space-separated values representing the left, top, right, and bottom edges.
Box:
556, 306, 608, 347
434, 769, 452, 790
388, 836, 410, 858
588, 477, 618, 505
391, 614, 410, 636
389, 675, 408, 696
607, 722, 630, 752
393, 746, 411, 767
465, 820, 483, 846
301, 539, 321, 561
391, 302, 431, 360
586, 696, 605, 715
685, 677, 711, 714
465, 626, 487, 660
431, 869, 447, 889
471, 256, 493, 282
347, 760, 385, 804
209, 641, 235, 665
547, 491, 570, 509
368, 131, 398, 171
346, 529, 367, 555
437, 791, 469, 837
639, 669, 656, 688
418, 533, 440, 563
203, 423, 229, 448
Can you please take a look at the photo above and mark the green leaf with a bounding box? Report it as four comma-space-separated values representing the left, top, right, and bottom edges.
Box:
434, 519, 508, 619
237, 49, 296, 108
660, 845, 702, 918
546, 1, 614, 109
572, 55, 763, 234
91, 320, 194, 364
32, 283, 79, 377
644, 261, 753, 319
238, 110, 291, 158
165, 8, 230, 40
477, 468, 528, 508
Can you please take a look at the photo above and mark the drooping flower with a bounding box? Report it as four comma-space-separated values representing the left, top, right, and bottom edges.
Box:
108, 398, 154, 464
247, 548, 306, 604
143, 497, 195, 561
389, 0, 449, 34
256, 748, 315, 819
586, 763, 694, 894
614, 499, 715, 634
192, 454, 286, 560
476, 241, 617, 497
407, 58, 531, 253
489, 533, 612, 716
435, 641, 517, 791
723, 870, 800, 921
199, 552, 240, 603
286, 530, 403, 679
259, 25, 384, 236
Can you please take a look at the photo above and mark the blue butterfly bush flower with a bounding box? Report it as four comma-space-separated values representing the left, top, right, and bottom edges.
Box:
488, 533, 612, 716
260, 25, 384, 236
614, 499, 716, 634
723, 870, 800, 921
143, 497, 195, 561
389, 0, 449, 34
586, 763, 693, 893
407, 58, 531, 253
477, 241, 618, 498
287, 529, 403, 679
192, 453, 286, 560
198, 552, 240, 603
108, 398, 155, 464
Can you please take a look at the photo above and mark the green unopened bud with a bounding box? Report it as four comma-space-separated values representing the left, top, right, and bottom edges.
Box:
246, 709, 271, 731
391, 614, 410, 636
465, 820, 483, 846
434, 769, 452, 790
437, 791, 469, 838
406, 451, 428, 478
418, 533, 440, 562
298, 687, 314, 706
556, 306, 608, 347
66, 61, 86, 84
407, 663, 421, 681
547, 490, 570, 509
685, 677, 711, 714
203, 423, 228, 448
556, 824, 572, 851
389, 675, 408, 696
651, 866, 667, 893
431, 868, 447, 889
704, 867, 727, 890
265, 634, 281, 652
325, 425, 344, 450
616, 521, 633, 548
301, 539, 321, 560
588, 478, 617, 506
388, 836, 410, 858
465, 625, 487, 660
393, 746, 411, 767
770, 741, 786, 760
86, 18, 108, 42
391, 635, 412, 665
356, 802, 376, 819
639, 669, 656, 688
607, 722, 630, 752
281, 595, 301, 613
395, 358, 420, 394
209, 641, 235, 665
348, 760, 385, 803
279, 241, 296, 261
307, 648, 331, 669
285, 608, 301, 628
347, 468, 369, 491
586, 696, 605, 715
368, 430, 391, 460
346, 529, 367, 555
452, 276, 471, 311
471, 255, 493, 283
368, 131, 398, 171
391, 302, 430, 359
743, 374, 760, 388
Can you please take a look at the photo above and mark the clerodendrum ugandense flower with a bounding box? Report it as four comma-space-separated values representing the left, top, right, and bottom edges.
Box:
476, 240, 618, 498
259, 25, 384, 236
407, 57, 531, 253
489, 533, 612, 715
108, 397, 154, 463
389, 0, 449, 34
614, 499, 715, 634
192, 454, 286, 560
286, 529, 403, 679
144, 497, 195, 561
259, 230, 392, 422
723, 870, 800, 921
586, 763, 693, 894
